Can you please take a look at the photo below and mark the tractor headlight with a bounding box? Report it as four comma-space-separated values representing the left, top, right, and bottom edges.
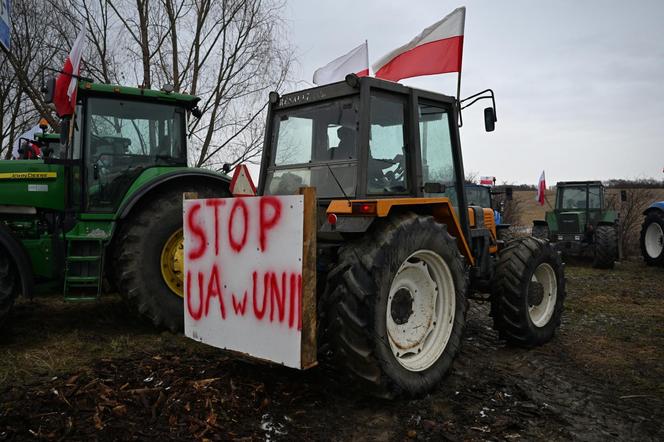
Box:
557, 235, 563, 241
574, 235, 581, 241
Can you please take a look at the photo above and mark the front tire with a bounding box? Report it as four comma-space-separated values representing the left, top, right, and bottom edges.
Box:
593, 225, 617, 269
491, 237, 565, 347
114, 183, 229, 331
640, 211, 664, 266
0, 250, 17, 329
325, 213, 467, 397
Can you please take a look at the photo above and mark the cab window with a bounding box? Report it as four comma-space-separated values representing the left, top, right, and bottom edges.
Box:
368, 93, 408, 194
418, 102, 457, 206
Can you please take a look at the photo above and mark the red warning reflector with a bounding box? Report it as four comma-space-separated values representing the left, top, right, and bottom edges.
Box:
229, 164, 257, 196
327, 213, 338, 225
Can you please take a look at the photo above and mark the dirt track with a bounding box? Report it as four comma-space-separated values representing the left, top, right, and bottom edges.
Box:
1, 260, 663, 441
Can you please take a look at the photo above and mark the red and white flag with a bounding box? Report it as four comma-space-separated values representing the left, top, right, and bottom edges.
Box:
480, 176, 494, 186
53, 28, 86, 117
313, 41, 369, 85
373, 7, 465, 82
536, 171, 546, 206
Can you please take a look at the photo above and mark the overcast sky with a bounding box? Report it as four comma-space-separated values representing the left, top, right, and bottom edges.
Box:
280, 0, 664, 185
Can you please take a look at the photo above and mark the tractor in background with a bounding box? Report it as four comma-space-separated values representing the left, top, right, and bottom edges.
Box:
247, 74, 566, 397
532, 181, 618, 268
640, 201, 664, 266
0, 79, 230, 330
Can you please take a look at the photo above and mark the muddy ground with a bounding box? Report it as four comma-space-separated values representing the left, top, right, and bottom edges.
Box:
1, 260, 663, 441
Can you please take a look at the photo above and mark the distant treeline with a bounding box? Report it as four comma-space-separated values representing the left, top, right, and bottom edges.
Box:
603, 178, 664, 188
492, 179, 664, 191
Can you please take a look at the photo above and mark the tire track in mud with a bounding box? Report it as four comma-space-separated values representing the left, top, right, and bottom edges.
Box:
447, 301, 663, 441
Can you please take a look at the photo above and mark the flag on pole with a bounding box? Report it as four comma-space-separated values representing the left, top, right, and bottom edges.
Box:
536, 171, 546, 206
53, 28, 86, 117
313, 41, 369, 85
480, 176, 494, 186
373, 7, 465, 82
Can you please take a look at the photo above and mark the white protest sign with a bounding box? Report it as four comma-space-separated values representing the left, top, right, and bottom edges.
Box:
183, 194, 311, 368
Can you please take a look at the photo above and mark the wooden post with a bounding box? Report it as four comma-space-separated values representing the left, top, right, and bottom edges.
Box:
299, 186, 317, 369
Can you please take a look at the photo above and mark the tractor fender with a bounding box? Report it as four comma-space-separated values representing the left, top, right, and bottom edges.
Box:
116, 170, 231, 220
533, 220, 548, 227
0, 224, 34, 298
643, 201, 664, 216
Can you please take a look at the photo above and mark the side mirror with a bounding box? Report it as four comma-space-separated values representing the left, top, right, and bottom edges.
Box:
620, 190, 627, 202
42, 77, 56, 103
423, 182, 446, 194
505, 187, 513, 201
191, 106, 203, 119
484, 107, 496, 132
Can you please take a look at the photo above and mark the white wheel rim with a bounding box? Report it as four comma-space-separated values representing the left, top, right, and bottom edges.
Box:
528, 263, 557, 327
645, 222, 664, 258
386, 249, 455, 372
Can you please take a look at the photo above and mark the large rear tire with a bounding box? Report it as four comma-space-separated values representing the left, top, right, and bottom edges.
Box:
491, 237, 565, 347
113, 183, 229, 331
324, 213, 467, 397
0, 249, 17, 329
640, 211, 664, 266
592, 225, 617, 269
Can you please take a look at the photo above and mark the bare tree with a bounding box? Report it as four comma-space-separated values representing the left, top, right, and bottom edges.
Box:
100, 0, 293, 168
0, 0, 71, 155
1, 0, 293, 168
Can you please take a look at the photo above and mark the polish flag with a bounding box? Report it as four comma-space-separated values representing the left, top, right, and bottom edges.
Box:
536, 171, 546, 206
313, 41, 369, 85
53, 28, 86, 117
480, 176, 494, 186
373, 7, 465, 82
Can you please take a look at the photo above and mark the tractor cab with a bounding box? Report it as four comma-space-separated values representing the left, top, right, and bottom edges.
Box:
553, 181, 605, 237
50, 81, 199, 212
465, 183, 508, 226
465, 183, 492, 209
259, 75, 503, 282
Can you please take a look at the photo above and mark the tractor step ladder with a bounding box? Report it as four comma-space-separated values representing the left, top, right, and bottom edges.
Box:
63, 235, 107, 301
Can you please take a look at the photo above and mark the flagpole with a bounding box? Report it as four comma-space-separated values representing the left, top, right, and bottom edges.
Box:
456, 71, 463, 127
365, 40, 370, 76
456, 9, 466, 127
65, 106, 76, 159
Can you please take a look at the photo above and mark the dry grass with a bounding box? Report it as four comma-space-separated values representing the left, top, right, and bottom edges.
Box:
0, 294, 214, 387
561, 260, 664, 396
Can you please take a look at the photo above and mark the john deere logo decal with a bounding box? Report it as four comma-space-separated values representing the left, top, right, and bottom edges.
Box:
0, 172, 57, 180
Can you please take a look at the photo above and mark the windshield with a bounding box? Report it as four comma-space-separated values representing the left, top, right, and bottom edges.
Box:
85, 97, 186, 211
558, 185, 601, 210
265, 96, 359, 198
465, 186, 491, 208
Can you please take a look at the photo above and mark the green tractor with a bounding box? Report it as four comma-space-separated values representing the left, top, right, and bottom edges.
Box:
0, 80, 230, 330
532, 181, 618, 268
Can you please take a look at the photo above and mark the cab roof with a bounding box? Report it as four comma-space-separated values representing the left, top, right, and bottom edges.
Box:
78, 81, 200, 108
271, 75, 456, 111
556, 180, 603, 187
